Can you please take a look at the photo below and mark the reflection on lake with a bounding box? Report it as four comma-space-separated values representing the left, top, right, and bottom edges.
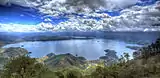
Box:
3, 39, 141, 60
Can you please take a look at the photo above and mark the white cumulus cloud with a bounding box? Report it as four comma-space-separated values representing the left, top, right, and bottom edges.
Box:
0, 0, 160, 32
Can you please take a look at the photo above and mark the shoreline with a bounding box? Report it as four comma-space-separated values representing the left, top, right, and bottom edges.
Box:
0, 37, 94, 48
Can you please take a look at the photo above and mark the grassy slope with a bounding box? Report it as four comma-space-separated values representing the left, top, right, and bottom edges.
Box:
44, 53, 86, 68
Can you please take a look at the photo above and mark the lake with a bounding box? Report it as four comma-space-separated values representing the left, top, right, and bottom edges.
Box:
2, 39, 141, 60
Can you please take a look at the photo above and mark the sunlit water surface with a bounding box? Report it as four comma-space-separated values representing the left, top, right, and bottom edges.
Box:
3, 39, 140, 60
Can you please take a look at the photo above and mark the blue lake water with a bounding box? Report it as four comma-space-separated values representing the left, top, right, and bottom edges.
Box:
2, 39, 141, 60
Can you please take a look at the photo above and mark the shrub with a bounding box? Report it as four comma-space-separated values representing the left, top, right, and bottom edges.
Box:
0, 56, 51, 78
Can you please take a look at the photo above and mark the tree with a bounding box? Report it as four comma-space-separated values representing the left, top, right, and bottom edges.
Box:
118, 55, 125, 64
1, 56, 45, 78
123, 53, 130, 62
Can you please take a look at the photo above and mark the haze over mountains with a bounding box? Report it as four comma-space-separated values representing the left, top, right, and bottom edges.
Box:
0, 32, 159, 45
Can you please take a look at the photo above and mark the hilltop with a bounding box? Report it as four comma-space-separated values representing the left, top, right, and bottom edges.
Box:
44, 53, 86, 68
0, 47, 28, 70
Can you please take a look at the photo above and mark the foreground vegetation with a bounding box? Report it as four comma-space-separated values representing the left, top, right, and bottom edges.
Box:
0, 38, 160, 78
1, 55, 160, 78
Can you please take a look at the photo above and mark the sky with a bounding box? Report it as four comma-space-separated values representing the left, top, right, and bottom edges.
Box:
0, 0, 160, 32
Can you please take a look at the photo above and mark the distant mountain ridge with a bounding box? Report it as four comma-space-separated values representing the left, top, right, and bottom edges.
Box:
0, 31, 159, 40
